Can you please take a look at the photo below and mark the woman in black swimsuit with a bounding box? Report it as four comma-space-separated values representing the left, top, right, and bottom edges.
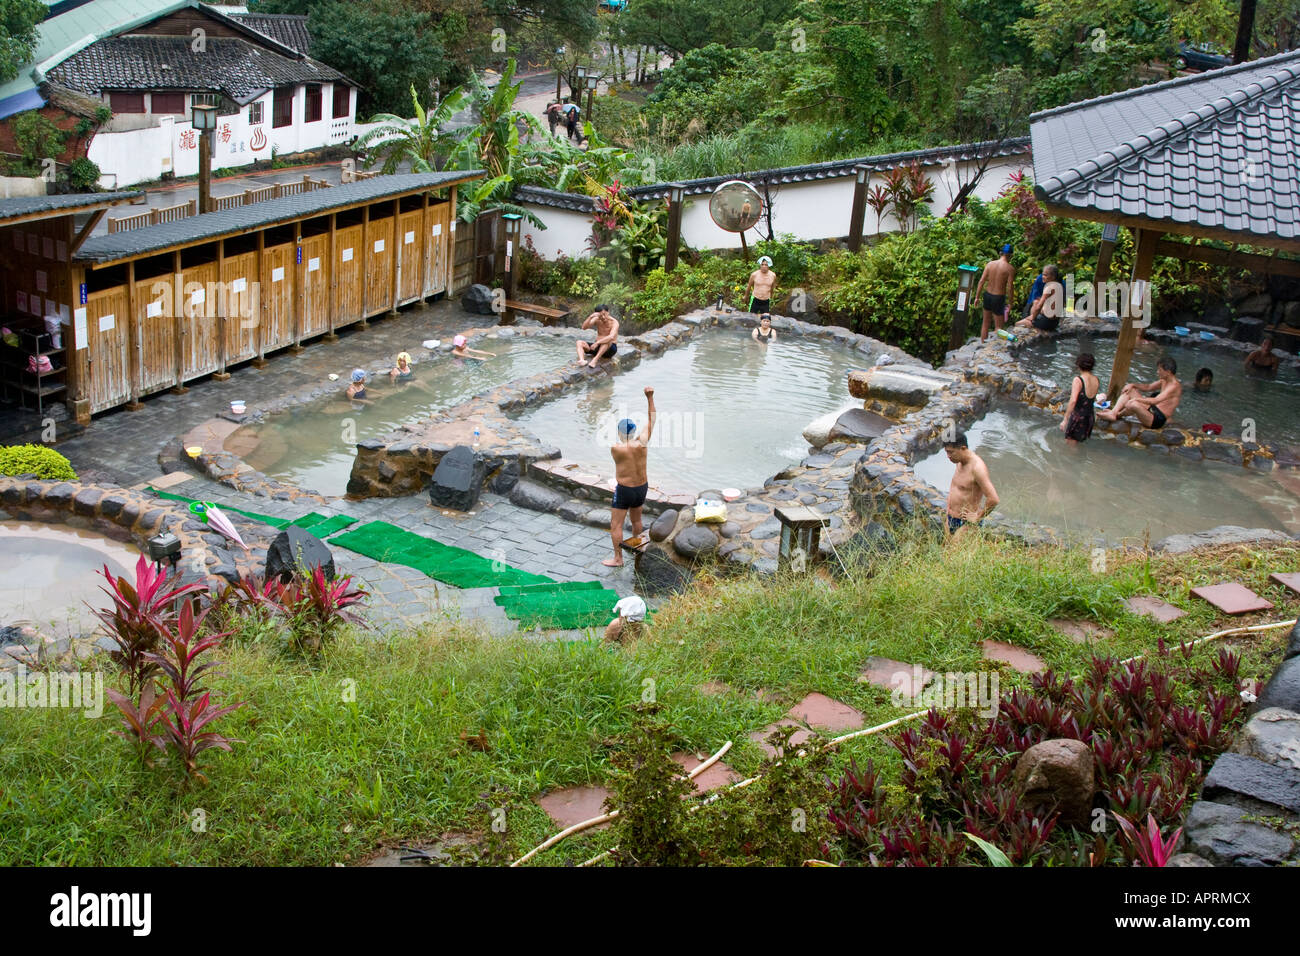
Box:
752, 313, 776, 343
1060, 352, 1099, 445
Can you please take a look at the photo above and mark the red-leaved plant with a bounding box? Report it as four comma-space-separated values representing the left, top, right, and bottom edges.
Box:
1113, 812, 1183, 867
93, 555, 208, 693
279, 566, 368, 653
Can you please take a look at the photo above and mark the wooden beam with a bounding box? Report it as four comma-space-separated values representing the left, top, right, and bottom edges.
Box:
70, 209, 107, 257
253, 228, 267, 367
171, 249, 187, 393
214, 237, 230, 379
126, 259, 142, 409
326, 212, 338, 340
1153, 238, 1300, 279
293, 220, 304, 351
1040, 200, 1300, 255
359, 202, 370, 327
390, 197, 401, 314
447, 186, 457, 294
419, 192, 430, 302
1107, 228, 1160, 402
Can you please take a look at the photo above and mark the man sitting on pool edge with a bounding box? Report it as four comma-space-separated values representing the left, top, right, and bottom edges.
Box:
1097, 356, 1182, 429
577, 305, 620, 368
605, 386, 656, 567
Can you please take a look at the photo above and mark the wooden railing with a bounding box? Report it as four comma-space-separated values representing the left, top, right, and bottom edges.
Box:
107, 175, 336, 233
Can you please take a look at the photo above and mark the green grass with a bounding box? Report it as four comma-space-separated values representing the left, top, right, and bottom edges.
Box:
1, 527, 1294, 865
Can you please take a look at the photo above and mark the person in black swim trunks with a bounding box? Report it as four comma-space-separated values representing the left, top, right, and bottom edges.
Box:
605, 386, 656, 567
577, 305, 619, 368
1098, 356, 1182, 429
745, 257, 777, 314
942, 430, 999, 541
974, 244, 1015, 343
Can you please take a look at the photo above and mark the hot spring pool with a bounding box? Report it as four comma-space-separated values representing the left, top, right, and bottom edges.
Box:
1019, 334, 1300, 449
0, 522, 138, 638
508, 332, 867, 492
913, 400, 1300, 543
227, 336, 574, 494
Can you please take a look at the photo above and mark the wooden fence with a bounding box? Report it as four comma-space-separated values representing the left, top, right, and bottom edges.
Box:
108, 175, 333, 233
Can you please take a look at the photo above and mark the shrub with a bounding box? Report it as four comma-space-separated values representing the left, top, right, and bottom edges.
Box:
214, 568, 367, 655
0, 444, 77, 480
64, 156, 101, 192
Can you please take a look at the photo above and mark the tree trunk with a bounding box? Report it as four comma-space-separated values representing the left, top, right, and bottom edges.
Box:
1233, 0, 1258, 62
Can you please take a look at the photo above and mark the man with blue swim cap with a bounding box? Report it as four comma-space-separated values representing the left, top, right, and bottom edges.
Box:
605, 386, 656, 567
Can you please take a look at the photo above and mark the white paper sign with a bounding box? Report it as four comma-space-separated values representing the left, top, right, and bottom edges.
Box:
32, 296, 44, 315
147, 300, 163, 318
191, 287, 206, 305
432, 223, 441, 236
506, 240, 513, 258
308, 257, 320, 272
56, 240, 67, 262
15, 292, 27, 312
231, 277, 247, 293
43, 237, 54, 259
404, 230, 414, 244
59, 304, 69, 322
449, 220, 456, 232
341, 248, 353, 262
957, 291, 968, 312
74, 308, 87, 350
35, 270, 47, 292
272, 267, 285, 282
99, 313, 115, 332
373, 239, 385, 253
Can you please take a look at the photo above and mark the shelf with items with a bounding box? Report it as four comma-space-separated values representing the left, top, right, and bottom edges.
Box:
0, 318, 68, 414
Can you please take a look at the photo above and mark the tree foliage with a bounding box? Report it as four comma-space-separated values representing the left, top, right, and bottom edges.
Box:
0, 0, 43, 83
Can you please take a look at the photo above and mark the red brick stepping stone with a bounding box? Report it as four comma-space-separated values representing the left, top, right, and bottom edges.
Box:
1190, 583, 1275, 615
857, 656, 936, 696
699, 680, 730, 696
671, 752, 741, 794
786, 692, 865, 732
1125, 596, 1187, 623
982, 640, 1046, 674
1269, 572, 1300, 596
1049, 618, 1114, 645
535, 786, 612, 829
748, 719, 814, 758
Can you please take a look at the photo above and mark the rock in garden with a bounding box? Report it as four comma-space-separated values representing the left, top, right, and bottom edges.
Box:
1182, 800, 1295, 866
648, 508, 678, 542
829, 407, 893, 444
634, 546, 692, 595
1232, 708, 1300, 770
508, 479, 567, 513
488, 459, 520, 494
428, 445, 487, 512
461, 283, 497, 315
847, 366, 955, 406
1012, 738, 1096, 826
673, 524, 719, 559
266, 525, 335, 583
1255, 658, 1300, 715
803, 403, 861, 448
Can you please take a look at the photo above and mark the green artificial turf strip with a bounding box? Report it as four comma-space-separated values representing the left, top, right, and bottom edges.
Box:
148, 490, 356, 536
149, 488, 289, 527
331, 521, 555, 589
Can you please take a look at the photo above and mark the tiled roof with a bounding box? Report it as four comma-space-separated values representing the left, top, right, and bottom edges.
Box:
48, 34, 343, 102
0, 190, 143, 225
1032, 49, 1300, 242
75, 171, 483, 263
227, 12, 312, 55
515, 137, 1031, 211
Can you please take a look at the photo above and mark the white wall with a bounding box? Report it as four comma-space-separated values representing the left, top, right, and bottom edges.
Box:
0, 175, 47, 198
87, 83, 356, 186
520, 154, 1029, 259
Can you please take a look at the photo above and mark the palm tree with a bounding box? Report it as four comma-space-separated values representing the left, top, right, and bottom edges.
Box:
454, 123, 550, 228
447, 58, 543, 180
354, 85, 471, 174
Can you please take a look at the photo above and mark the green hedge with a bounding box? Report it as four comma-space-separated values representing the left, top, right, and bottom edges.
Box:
0, 445, 77, 481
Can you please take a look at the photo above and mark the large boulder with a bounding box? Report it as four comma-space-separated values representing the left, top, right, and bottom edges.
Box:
648, 508, 678, 542
508, 478, 567, 513
1154, 526, 1296, 554
266, 525, 335, 583
829, 406, 893, 443
847, 365, 954, 406
461, 283, 497, 315
1255, 658, 1300, 714
428, 445, 487, 512
803, 403, 860, 448
1232, 708, 1300, 770
1012, 738, 1096, 826
673, 524, 719, 560
634, 546, 692, 595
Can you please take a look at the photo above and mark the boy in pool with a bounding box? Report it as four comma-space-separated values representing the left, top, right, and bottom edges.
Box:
605, 386, 656, 567
389, 351, 414, 383
942, 430, 999, 540
1194, 368, 1213, 391
451, 335, 495, 360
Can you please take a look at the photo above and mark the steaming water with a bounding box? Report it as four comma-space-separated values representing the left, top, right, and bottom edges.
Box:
913, 400, 1300, 544
230, 337, 574, 495
509, 332, 868, 493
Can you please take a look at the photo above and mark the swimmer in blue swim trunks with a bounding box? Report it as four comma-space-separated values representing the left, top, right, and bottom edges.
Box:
605, 386, 656, 567
943, 430, 999, 540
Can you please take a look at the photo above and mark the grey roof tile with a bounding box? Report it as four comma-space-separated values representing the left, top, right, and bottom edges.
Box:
0, 190, 143, 224
227, 12, 313, 55
75, 172, 482, 263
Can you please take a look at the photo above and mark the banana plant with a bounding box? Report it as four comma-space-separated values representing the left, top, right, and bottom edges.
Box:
355, 84, 472, 174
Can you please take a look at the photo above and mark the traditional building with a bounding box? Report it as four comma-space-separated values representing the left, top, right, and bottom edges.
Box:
0, 1, 359, 188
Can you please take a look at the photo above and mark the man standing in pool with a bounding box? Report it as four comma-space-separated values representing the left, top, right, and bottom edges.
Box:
973, 244, 1015, 342
577, 305, 620, 368
942, 430, 999, 540
745, 257, 777, 315
605, 386, 656, 567
1097, 357, 1182, 429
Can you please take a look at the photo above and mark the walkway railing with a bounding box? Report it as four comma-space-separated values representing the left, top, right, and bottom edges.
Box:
107, 174, 335, 233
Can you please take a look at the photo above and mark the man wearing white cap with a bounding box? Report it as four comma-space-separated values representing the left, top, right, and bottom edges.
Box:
745, 256, 777, 315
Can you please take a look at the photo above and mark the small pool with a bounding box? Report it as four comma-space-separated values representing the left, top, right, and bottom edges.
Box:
913, 399, 1300, 543
509, 332, 867, 493
1019, 335, 1300, 449
0, 522, 138, 638
228, 336, 575, 494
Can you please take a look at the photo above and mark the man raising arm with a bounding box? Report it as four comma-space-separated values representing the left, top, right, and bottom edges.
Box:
605, 387, 656, 567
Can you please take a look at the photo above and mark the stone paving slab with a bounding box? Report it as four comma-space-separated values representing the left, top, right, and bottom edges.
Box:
982, 640, 1047, 673
671, 752, 741, 794
1125, 595, 1188, 623
1049, 618, 1114, 644
1270, 572, 1300, 596
536, 786, 612, 829
786, 692, 864, 732
1191, 582, 1276, 615
858, 656, 936, 695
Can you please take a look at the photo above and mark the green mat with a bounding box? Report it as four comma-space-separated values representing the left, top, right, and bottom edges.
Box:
148, 489, 356, 537
494, 584, 621, 630
330, 521, 554, 590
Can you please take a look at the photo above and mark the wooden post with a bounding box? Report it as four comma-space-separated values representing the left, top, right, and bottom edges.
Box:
292, 221, 304, 352
390, 197, 400, 314
358, 203, 370, 328
847, 166, 869, 252
125, 259, 143, 409
199, 129, 212, 213
447, 186, 457, 294
419, 192, 430, 303
171, 249, 188, 393
325, 212, 338, 341
1092, 225, 1118, 319
665, 190, 683, 273
1106, 228, 1159, 402
214, 238, 230, 379
252, 228, 267, 367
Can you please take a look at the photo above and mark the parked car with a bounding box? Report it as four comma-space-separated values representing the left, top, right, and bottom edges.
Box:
598, 0, 628, 10
1174, 41, 1234, 72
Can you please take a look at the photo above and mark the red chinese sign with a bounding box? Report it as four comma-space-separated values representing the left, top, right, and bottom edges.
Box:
219, 123, 232, 144
178, 129, 196, 151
